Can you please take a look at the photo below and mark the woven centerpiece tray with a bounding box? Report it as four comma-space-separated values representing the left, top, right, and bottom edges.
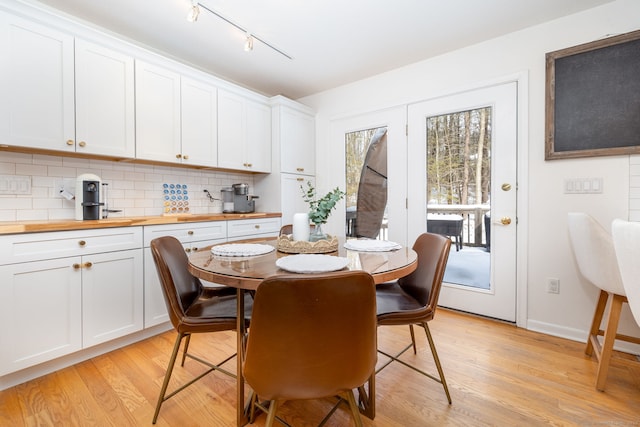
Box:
277, 234, 339, 254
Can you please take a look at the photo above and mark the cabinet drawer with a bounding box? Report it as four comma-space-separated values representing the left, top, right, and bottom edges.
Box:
227, 218, 281, 239
0, 227, 143, 265
143, 221, 227, 247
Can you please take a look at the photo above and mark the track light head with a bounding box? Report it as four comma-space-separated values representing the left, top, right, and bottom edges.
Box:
186, 4, 200, 22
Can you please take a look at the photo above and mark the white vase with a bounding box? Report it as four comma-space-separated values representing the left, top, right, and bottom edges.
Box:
292, 213, 310, 241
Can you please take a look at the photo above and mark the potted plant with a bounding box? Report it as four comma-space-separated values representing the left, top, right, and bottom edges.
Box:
300, 181, 345, 241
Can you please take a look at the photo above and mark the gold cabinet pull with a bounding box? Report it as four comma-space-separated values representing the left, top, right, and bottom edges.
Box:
188, 230, 194, 235
183, 154, 189, 160
296, 167, 304, 172
296, 177, 304, 181
185, 248, 191, 253
78, 240, 86, 246
192, 246, 198, 252
78, 141, 86, 147
501, 183, 512, 191
73, 263, 81, 269
176, 154, 182, 159
254, 224, 260, 229
66, 140, 74, 146
83, 262, 92, 268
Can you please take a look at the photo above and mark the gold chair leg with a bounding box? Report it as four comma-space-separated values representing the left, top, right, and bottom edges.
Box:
181, 333, 191, 367
596, 294, 624, 391
409, 324, 417, 354
153, 332, 185, 424
264, 400, 280, 427
586, 290, 608, 357
346, 390, 364, 427
422, 322, 452, 404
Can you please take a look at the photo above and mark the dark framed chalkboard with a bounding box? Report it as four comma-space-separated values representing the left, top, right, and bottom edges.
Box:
545, 29, 640, 160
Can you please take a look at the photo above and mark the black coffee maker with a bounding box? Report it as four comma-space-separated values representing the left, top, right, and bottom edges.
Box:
75, 173, 103, 220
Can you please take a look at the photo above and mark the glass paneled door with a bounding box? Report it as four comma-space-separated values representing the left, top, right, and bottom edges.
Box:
408, 82, 518, 322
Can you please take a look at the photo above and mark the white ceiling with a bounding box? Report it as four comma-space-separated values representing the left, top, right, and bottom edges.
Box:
27, 0, 613, 99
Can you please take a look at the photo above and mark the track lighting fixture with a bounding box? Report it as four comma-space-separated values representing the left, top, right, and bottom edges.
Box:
244, 34, 254, 52
186, 3, 200, 22
186, 2, 292, 60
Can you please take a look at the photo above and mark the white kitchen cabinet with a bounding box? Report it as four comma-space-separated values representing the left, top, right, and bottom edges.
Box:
227, 217, 281, 241
254, 96, 316, 221
277, 103, 316, 176
82, 248, 143, 347
135, 60, 182, 163
75, 39, 135, 158
0, 227, 143, 375
280, 174, 315, 227
181, 76, 218, 167
0, 15, 135, 158
143, 222, 227, 327
0, 257, 82, 376
0, 12, 75, 152
218, 89, 271, 173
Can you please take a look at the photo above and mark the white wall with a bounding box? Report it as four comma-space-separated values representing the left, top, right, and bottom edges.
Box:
300, 0, 640, 342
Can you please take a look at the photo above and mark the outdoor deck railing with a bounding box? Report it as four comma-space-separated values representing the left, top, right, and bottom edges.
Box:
427, 204, 490, 247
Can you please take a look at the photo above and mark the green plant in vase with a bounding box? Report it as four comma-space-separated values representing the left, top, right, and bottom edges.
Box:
300, 181, 345, 242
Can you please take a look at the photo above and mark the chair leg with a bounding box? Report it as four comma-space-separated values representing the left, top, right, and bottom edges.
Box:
264, 400, 280, 427
153, 332, 185, 424
595, 293, 624, 391
586, 290, 608, 357
181, 333, 191, 367
345, 390, 364, 427
422, 322, 452, 404
409, 324, 417, 354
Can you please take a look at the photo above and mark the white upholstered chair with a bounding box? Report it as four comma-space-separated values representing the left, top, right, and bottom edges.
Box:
611, 219, 640, 327
567, 213, 640, 390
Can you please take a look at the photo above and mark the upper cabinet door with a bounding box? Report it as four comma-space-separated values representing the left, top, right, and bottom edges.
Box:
181, 77, 218, 167
280, 107, 315, 175
246, 100, 271, 173
75, 39, 135, 158
0, 12, 75, 151
135, 60, 181, 163
218, 89, 271, 173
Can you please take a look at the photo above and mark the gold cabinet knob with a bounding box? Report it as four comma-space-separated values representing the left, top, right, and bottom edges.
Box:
296, 167, 304, 172
78, 141, 86, 147
83, 262, 92, 268
501, 183, 512, 191
78, 240, 86, 246
185, 248, 191, 253
183, 154, 189, 160
254, 224, 260, 229
501, 217, 512, 225
188, 230, 194, 235
66, 140, 74, 146
176, 154, 182, 159
73, 263, 81, 269
296, 177, 304, 181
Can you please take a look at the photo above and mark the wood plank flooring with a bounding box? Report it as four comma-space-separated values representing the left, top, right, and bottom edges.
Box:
1, 308, 639, 426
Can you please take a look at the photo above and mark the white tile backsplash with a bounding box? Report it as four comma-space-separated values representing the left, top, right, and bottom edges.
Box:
0, 153, 256, 221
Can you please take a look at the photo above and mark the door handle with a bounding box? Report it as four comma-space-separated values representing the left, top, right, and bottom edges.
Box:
492, 216, 512, 225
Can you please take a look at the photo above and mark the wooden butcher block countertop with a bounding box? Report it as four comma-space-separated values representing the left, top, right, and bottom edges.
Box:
0, 212, 281, 235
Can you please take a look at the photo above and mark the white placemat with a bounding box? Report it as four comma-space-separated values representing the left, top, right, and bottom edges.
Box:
344, 239, 402, 252
276, 254, 350, 273
211, 243, 275, 257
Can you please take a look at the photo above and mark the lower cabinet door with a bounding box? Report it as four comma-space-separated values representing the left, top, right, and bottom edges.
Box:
0, 257, 82, 376
82, 249, 143, 347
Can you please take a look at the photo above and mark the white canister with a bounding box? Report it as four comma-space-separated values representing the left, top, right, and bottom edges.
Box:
292, 213, 310, 241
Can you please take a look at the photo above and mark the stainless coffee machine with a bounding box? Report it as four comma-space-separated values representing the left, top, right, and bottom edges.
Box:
75, 173, 103, 220
231, 183, 258, 213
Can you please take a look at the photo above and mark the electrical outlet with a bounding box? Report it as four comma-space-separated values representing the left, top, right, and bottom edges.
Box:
547, 278, 560, 294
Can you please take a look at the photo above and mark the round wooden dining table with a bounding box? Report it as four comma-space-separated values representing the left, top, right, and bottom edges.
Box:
187, 237, 417, 426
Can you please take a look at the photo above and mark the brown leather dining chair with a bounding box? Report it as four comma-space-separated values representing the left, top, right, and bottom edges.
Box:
375, 232, 452, 404
149, 236, 252, 424
243, 271, 377, 426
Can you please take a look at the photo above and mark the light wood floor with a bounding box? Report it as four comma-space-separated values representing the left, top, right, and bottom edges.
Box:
2, 308, 639, 426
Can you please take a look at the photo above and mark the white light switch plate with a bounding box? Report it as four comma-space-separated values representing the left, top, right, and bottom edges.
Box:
0, 175, 31, 195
